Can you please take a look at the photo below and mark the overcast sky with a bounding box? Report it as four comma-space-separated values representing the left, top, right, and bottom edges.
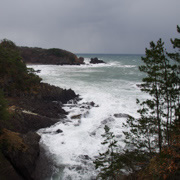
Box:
0, 0, 179, 54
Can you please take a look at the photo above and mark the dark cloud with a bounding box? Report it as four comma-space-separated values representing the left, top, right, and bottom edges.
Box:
0, 0, 179, 53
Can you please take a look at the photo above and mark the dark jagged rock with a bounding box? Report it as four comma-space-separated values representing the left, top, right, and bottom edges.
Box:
56, 129, 63, 133
78, 57, 84, 64
35, 83, 78, 103
19, 46, 84, 65
71, 114, 82, 119
0, 40, 80, 180
33, 146, 56, 180
9, 112, 60, 134
1, 130, 40, 180
8, 83, 78, 133
0, 82, 78, 179
114, 113, 132, 118
0, 151, 24, 180
90, 57, 105, 64
101, 117, 115, 125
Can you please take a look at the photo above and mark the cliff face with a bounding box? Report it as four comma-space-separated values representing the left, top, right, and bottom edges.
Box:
0, 39, 78, 180
19, 47, 84, 65
0, 84, 78, 180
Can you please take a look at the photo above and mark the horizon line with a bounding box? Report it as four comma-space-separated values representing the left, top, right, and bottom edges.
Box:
75, 53, 145, 55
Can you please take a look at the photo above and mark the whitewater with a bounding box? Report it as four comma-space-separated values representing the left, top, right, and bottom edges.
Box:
29, 54, 146, 180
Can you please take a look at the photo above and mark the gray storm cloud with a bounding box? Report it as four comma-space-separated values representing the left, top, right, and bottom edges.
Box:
0, 0, 179, 53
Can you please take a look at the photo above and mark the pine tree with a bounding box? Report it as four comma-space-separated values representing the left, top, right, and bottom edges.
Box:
122, 27, 180, 176
167, 25, 180, 143
123, 35, 179, 154
94, 125, 119, 180
123, 39, 168, 154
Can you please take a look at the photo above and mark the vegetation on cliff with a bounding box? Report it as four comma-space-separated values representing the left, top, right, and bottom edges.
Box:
19, 46, 84, 65
0, 39, 42, 96
0, 39, 77, 180
0, 90, 9, 134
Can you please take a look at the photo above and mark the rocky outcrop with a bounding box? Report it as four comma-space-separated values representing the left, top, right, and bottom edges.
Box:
1, 130, 40, 180
90, 57, 105, 64
114, 113, 132, 118
18, 47, 84, 65
0, 151, 24, 180
8, 112, 60, 134
7, 83, 78, 133
0, 40, 79, 180
0, 83, 78, 179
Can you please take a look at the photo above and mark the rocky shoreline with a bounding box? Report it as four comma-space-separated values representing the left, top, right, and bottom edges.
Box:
0, 82, 78, 180
0, 40, 107, 180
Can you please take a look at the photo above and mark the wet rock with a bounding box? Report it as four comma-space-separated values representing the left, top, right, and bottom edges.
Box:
0, 151, 24, 180
83, 111, 89, 118
71, 114, 82, 119
78, 57, 85, 64
69, 165, 83, 171
90, 101, 95, 107
79, 155, 91, 160
9, 112, 60, 134
33, 145, 58, 180
2, 131, 40, 180
101, 117, 115, 125
80, 101, 98, 109
90, 131, 96, 136
68, 98, 78, 104
114, 113, 131, 118
116, 134, 122, 138
90, 57, 105, 64
36, 70, 41, 73
56, 129, 63, 133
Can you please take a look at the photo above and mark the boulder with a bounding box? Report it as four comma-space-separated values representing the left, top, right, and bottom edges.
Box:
78, 57, 85, 64
56, 129, 63, 133
114, 113, 132, 118
90, 57, 105, 64
71, 114, 82, 119
0, 151, 24, 180
1, 130, 40, 180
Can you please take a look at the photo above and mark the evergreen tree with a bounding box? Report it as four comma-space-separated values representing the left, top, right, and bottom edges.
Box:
167, 25, 180, 144
124, 39, 169, 154
94, 125, 119, 180
122, 27, 180, 176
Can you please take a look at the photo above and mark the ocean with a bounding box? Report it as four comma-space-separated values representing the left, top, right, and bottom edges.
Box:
29, 54, 147, 180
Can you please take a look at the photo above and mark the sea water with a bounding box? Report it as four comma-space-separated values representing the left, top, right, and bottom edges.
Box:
29, 54, 146, 180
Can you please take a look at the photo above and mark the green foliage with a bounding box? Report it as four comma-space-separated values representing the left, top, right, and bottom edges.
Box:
0, 39, 42, 95
47, 48, 76, 62
94, 125, 119, 179
0, 90, 9, 133
123, 36, 179, 155
120, 26, 180, 178
123, 39, 167, 155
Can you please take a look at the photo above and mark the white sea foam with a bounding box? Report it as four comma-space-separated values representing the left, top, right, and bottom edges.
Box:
28, 55, 146, 179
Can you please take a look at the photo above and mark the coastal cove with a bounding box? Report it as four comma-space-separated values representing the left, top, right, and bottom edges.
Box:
0, 41, 82, 180
0, 41, 147, 180
1, 1, 179, 178
28, 54, 147, 179
0, 82, 78, 180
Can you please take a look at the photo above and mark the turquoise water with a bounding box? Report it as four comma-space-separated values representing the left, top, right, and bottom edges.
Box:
29, 54, 147, 180
77, 54, 144, 81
